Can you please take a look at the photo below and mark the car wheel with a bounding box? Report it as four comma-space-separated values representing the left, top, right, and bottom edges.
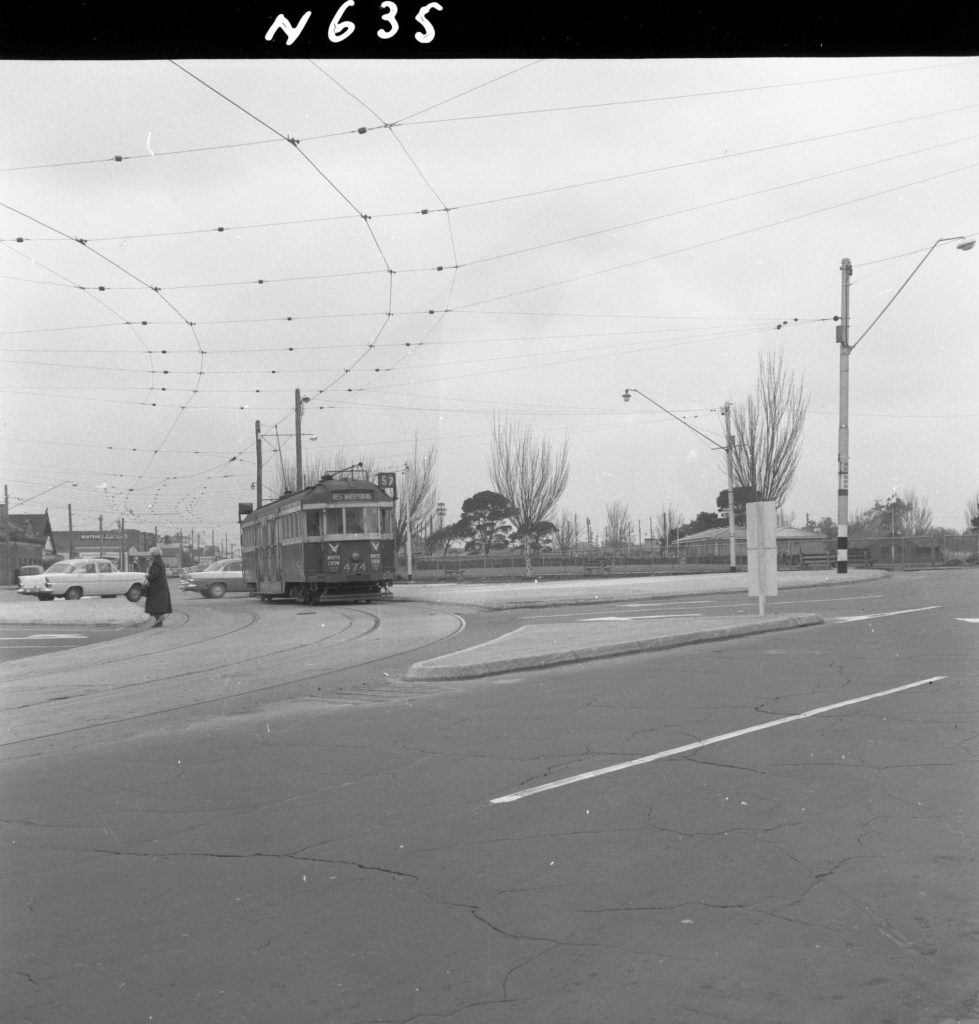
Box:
65, 587, 83, 600
208, 582, 227, 598
125, 584, 142, 602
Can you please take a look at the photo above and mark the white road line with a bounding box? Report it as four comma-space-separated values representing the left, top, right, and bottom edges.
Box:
491, 676, 946, 805
831, 605, 940, 624
581, 614, 703, 622
25, 633, 88, 639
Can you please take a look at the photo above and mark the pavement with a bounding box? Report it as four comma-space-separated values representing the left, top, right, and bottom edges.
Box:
1, 568, 887, 681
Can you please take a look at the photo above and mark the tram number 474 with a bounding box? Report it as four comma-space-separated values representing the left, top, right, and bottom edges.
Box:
266, 3, 444, 47
344, 562, 368, 574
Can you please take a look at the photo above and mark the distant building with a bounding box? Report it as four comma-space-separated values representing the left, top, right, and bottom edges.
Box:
0, 508, 59, 584
677, 525, 828, 566
50, 527, 158, 570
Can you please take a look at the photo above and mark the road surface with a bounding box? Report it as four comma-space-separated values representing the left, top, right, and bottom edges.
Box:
1, 570, 976, 1024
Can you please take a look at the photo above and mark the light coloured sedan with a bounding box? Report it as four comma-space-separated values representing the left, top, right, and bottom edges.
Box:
181, 558, 245, 598
18, 558, 145, 601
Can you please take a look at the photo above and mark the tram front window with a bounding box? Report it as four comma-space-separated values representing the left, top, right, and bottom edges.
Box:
345, 508, 365, 534
325, 508, 343, 534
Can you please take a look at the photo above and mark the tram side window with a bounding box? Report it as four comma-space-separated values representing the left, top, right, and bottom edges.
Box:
361, 508, 380, 533
324, 508, 343, 535
379, 508, 392, 534
306, 510, 320, 536
345, 507, 365, 534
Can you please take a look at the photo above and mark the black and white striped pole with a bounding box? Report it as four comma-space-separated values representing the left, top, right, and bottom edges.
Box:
836, 258, 852, 574
836, 237, 974, 573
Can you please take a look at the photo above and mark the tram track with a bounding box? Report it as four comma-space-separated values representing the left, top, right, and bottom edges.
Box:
0, 605, 468, 750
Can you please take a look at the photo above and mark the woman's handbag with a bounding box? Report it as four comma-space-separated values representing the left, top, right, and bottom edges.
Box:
139, 577, 150, 598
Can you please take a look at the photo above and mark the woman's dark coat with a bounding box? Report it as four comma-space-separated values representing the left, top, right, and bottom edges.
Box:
145, 556, 173, 617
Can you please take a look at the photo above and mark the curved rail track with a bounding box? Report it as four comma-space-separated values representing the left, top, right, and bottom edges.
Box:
0, 601, 467, 751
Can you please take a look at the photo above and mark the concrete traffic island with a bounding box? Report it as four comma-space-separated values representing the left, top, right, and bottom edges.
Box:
398, 567, 877, 680
0, 596, 148, 627
406, 612, 824, 680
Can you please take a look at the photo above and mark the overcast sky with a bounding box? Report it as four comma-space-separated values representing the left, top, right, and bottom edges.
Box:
1, 57, 977, 543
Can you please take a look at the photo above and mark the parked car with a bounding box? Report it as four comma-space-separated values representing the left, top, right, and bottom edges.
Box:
17, 558, 145, 601
16, 565, 44, 584
180, 558, 245, 598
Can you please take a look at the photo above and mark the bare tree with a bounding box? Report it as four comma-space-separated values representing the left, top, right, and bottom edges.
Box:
489, 415, 570, 573
271, 450, 375, 497
655, 503, 682, 555
604, 501, 631, 555
900, 487, 933, 535
396, 438, 438, 554
554, 510, 579, 557
728, 350, 809, 510
965, 491, 979, 532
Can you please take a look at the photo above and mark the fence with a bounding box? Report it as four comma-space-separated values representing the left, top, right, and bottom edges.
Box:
407, 534, 979, 577
410, 548, 682, 577
848, 534, 978, 568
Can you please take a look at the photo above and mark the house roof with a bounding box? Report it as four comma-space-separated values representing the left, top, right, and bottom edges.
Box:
3, 511, 55, 545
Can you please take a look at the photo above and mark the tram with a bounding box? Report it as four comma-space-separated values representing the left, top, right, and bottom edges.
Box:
240, 472, 397, 603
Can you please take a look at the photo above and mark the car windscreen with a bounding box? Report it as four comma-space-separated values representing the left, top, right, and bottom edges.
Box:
46, 562, 75, 574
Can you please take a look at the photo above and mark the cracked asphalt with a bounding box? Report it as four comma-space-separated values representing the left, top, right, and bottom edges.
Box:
1, 569, 976, 1023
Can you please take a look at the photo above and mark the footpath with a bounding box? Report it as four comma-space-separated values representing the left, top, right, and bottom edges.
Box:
1, 568, 887, 681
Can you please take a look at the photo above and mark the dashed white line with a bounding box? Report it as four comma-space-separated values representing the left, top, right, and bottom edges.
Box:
491, 675, 946, 805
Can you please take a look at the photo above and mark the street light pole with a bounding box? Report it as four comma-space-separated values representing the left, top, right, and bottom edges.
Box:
835, 236, 974, 573
836, 258, 852, 574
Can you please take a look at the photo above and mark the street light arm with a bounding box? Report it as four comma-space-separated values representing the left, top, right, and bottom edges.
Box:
622, 387, 726, 450
851, 236, 972, 351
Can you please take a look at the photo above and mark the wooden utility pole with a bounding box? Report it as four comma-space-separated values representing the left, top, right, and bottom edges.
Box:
255, 419, 263, 509
723, 401, 737, 572
2, 485, 10, 584
295, 389, 303, 493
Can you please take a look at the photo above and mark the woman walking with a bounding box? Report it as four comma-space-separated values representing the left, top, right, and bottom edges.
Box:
144, 546, 173, 627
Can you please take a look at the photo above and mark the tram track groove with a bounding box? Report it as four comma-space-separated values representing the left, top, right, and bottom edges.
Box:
0, 607, 467, 750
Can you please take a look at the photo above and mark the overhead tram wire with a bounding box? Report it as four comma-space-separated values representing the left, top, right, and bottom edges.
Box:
453, 132, 979, 273
4, 99, 977, 239
8, 130, 974, 339
391, 59, 979, 129
449, 158, 979, 313
169, 60, 401, 440
289, 64, 464, 412
10, 121, 976, 300
0, 201, 208, 505
0, 241, 158, 404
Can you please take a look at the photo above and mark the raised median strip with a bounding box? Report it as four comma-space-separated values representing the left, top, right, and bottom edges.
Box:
405, 612, 824, 681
